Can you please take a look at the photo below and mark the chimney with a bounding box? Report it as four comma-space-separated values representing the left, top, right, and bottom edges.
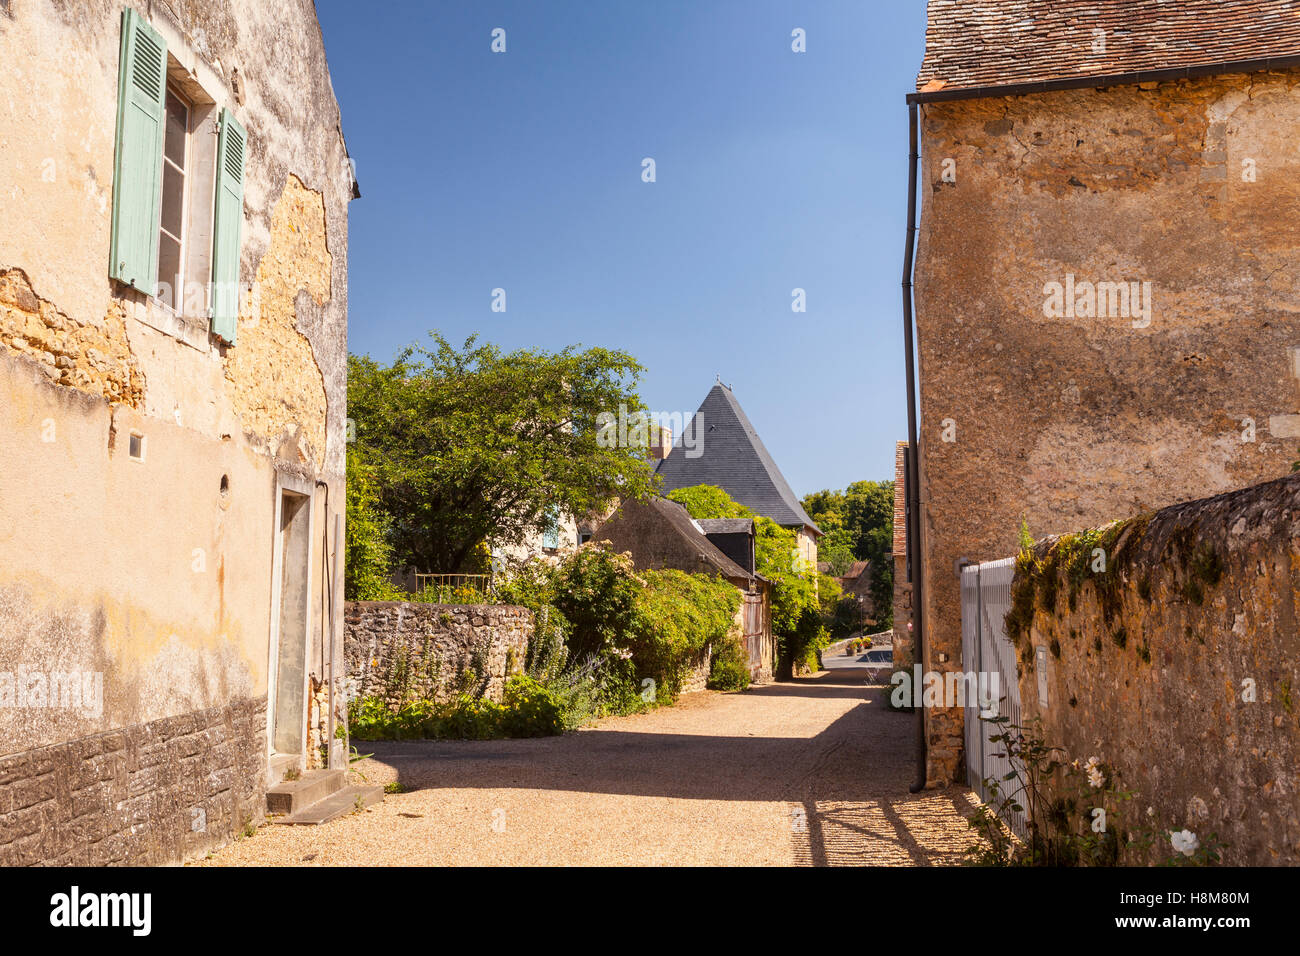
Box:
649, 424, 673, 461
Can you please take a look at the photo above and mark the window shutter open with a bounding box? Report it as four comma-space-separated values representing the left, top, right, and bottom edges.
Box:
109, 8, 167, 294
210, 108, 246, 345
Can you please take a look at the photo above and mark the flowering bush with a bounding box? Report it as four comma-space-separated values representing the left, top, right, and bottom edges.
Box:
966, 716, 1225, 867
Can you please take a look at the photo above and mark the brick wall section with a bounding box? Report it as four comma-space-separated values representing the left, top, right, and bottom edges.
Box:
344, 602, 532, 705
0, 698, 265, 866
1015, 473, 1300, 864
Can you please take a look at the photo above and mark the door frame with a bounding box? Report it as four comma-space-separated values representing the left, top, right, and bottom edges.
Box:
266, 472, 315, 761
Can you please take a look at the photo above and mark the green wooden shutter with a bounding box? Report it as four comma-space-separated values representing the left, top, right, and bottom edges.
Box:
210, 108, 247, 345
109, 8, 167, 294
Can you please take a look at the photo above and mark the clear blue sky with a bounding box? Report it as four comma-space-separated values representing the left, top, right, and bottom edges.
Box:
315, 0, 928, 497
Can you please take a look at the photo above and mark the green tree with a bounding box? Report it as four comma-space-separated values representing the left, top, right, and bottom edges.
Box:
666, 484, 754, 521
348, 333, 659, 572
344, 447, 401, 600
803, 479, 896, 629
818, 528, 856, 576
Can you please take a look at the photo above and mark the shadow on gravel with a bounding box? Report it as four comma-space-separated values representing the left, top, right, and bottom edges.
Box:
356, 664, 978, 865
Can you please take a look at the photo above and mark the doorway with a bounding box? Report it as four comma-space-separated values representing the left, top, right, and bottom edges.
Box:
270, 486, 313, 757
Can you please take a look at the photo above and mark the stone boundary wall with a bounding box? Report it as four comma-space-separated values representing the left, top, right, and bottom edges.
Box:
679, 648, 712, 695
1012, 473, 1300, 864
344, 602, 532, 706
0, 698, 265, 865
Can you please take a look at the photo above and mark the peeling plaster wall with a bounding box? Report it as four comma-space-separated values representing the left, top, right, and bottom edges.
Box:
1013, 475, 1300, 865
914, 72, 1300, 786
0, 0, 351, 861
223, 174, 331, 471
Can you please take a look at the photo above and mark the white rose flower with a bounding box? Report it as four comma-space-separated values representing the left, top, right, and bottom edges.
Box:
1170, 829, 1200, 857
1085, 756, 1104, 789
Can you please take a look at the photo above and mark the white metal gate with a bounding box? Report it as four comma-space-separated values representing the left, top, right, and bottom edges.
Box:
960, 557, 1025, 837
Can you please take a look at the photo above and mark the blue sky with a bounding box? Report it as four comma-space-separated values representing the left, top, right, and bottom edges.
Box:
315, 0, 928, 497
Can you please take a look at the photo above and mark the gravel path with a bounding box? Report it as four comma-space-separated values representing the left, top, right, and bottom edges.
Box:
199, 662, 983, 866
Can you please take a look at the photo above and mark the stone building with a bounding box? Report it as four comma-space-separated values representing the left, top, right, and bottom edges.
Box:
910, 0, 1300, 785
0, 0, 355, 862
656, 382, 821, 569
594, 497, 774, 684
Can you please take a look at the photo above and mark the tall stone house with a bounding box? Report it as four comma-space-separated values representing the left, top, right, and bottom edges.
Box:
0, 0, 355, 863
656, 383, 821, 568
910, 0, 1300, 784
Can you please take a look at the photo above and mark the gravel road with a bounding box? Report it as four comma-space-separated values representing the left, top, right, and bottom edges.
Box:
200, 662, 982, 866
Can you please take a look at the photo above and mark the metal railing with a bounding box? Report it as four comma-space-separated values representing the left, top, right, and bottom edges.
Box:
411, 572, 493, 601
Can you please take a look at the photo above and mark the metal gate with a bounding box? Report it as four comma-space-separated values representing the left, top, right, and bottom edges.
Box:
742, 592, 766, 677
960, 557, 1025, 837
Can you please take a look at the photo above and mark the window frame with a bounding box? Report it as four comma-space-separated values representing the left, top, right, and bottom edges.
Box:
155, 81, 194, 315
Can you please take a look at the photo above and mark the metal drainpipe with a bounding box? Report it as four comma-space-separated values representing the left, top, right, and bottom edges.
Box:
902, 102, 927, 793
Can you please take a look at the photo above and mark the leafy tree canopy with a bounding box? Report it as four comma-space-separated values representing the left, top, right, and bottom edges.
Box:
348, 333, 658, 574
802, 479, 896, 629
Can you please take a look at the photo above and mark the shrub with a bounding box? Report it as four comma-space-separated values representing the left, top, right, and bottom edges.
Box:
707, 636, 752, 692
499, 675, 565, 737
347, 675, 564, 741
551, 545, 640, 663
627, 569, 740, 701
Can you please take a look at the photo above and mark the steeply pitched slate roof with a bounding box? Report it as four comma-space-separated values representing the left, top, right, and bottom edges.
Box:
894, 441, 908, 557
916, 1, 1300, 99
655, 385, 821, 535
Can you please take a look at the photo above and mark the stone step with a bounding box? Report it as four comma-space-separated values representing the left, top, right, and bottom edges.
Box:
273, 785, 384, 826
266, 768, 345, 816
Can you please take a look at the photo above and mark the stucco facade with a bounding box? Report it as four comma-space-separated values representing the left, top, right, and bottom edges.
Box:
0, 0, 353, 863
915, 70, 1300, 785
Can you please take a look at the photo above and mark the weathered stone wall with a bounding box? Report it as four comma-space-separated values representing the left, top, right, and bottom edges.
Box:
344, 603, 533, 705
0, 0, 353, 863
1011, 474, 1300, 865
680, 647, 714, 695
0, 697, 265, 866
915, 71, 1300, 784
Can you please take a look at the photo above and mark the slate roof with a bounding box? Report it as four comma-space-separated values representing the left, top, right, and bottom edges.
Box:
696, 518, 754, 534
655, 384, 821, 535
597, 496, 755, 582
915, 0, 1300, 100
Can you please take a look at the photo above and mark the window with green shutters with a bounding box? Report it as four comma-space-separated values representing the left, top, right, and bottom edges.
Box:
109, 8, 166, 295
109, 9, 246, 346
210, 109, 246, 345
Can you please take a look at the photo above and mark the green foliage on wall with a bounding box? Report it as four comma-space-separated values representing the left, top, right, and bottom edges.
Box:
668, 484, 830, 677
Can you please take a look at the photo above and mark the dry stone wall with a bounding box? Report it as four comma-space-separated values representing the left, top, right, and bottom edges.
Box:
344, 602, 532, 705
1012, 473, 1300, 864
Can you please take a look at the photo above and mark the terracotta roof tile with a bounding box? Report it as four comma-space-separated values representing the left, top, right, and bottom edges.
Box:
917, 1, 1300, 97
